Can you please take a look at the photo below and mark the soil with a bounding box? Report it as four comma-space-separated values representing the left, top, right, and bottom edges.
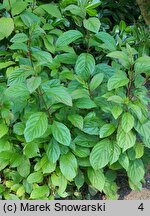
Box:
118, 166, 150, 200
124, 189, 150, 200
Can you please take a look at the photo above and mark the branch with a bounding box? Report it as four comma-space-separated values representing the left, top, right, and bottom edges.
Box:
142, 75, 150, 85
127, 65, 134, 99
136, 0, 150, 26
37, 88, 52, 123
27, 31, 52, 123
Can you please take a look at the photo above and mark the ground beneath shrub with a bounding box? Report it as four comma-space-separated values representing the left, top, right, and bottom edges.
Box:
124, 189, 150, 200
89, 168, 150, 200
77, 168, 150, 200
117, 166, 150, 200
122, 173, 150, 200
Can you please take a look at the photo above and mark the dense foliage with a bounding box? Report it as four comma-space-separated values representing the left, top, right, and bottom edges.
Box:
0, 0, 150, 200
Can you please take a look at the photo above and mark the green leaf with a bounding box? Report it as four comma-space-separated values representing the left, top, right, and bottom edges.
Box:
56, 30, 83, 47
107, 95, 124, 103
32, 50, 52, 66
13, 122, 25, 135
8, 67, 33, 86
41, 3, 61, 18
51, 170, 67, 195
111, 105, 123, 119
43, 86, 72, 106
0, 138, 11, 152
0, 151, 10, 171
27, 76, 41, 93
17, 157, 30, 177
78, 157, 91, 167
0, 61, 15, 70
119, 153, 129, 171
74, 133, 98, 147
110, 141, 121, 165
95, 63, 115, 78
23, 179, 33, 195
30, 185, 49, 199
16, 186, 25, 197
23, 143, 39, 158
0, 17, 14, 40
134, 56, 150, 75
105, 170, 117, 182
95, 32, 116, 51
4, 193, 20, 200
129, 103, 143, 122
127, 148, 136, 161
9, 42, 28, 52
103, 180, 118, 200
40, 156, 56, 174
58, 53, 77, 64
46, 138, 60, 163
3, 0, 17, 10
21, 11, 41, 27
107, 51, 130, 69
86, 0, 101, 9
83, 17, 100, 33
75, 170, 85, 190
117, 127, 136, 152
83, 114, 99, 135
10, 33, 28, 43
63, 4, 84, 17
24, 112, 48, 142
10, 152, 22, 168
60, 152, 78, 181
107, 70, 129, 91
27, 172, 43, 184
87, 167, 105, 192
134, 143, 144, 159
51, 121, 71, 146
89, 73, 104, 91
75, 98, 97, 109
129, 180, 142, 191
70, 88, 89, 99
90, 139, 112, 169
5, 83, 30, 101
121, 112, 134, 133
72, 146, 90, 158
68, 114, 83, 130
60, 70, 74, 80
99, 123, 115, 138
75, 53, 95, 81
135, 121, 150, 148
127, 159, 145, 182
0, 123, 8, 138
11, 0, 27, 16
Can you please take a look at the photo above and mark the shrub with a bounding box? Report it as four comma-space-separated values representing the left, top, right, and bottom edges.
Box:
0, 0, 149, 200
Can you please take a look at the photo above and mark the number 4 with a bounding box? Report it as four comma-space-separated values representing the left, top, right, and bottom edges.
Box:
138, 203, 144, 211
